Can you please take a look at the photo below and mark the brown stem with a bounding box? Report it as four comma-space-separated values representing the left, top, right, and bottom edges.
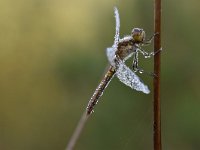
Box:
153, 0, 162, 150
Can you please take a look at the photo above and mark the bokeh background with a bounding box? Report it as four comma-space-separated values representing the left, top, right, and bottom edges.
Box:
1, 0, 200, 150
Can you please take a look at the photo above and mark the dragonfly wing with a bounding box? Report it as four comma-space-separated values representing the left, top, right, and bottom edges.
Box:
113, 7, 120, 47
106, 47, 116, 66
115, 59, 150, 94
106, 7, 120, 66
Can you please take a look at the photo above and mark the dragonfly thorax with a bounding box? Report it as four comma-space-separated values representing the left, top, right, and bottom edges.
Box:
132, 28, 146, 43
116, 37, 135, 60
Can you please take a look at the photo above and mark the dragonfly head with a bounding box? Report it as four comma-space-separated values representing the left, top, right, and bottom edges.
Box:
131, 28, 146, 43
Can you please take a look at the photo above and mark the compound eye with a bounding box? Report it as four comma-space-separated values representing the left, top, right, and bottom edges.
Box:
132, 28, 145, 42
132, 28, 140, 35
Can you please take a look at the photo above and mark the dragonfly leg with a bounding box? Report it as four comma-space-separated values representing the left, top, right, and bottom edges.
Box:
138, 47, 162, 58
142, 32, 159, 45
135, 67, 156, 77
132, 50, 157, 77
132, 51, 139, 72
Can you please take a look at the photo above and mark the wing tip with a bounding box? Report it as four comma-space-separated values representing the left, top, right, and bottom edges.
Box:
142, 86, 150, 94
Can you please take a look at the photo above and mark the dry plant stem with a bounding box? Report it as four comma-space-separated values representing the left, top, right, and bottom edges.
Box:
66, 112, 89, 150
153, 0, 162, 149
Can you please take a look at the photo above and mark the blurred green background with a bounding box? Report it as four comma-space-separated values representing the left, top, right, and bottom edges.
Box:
1, 0, 200, 150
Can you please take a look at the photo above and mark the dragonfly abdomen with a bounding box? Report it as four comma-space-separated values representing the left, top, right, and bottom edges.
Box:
86, 66, 116, 115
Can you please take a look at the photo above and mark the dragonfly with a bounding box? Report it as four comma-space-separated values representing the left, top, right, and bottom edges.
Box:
86, 7, 161, 115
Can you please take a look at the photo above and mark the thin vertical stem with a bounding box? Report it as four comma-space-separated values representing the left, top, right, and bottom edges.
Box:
66, 112, 89, 150
154, 0, 162, 150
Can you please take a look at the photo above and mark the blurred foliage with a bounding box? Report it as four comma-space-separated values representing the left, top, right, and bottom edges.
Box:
0, 0, 200, 150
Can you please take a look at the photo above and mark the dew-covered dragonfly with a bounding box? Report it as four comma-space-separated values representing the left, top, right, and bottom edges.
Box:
86, 7, 161, 115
